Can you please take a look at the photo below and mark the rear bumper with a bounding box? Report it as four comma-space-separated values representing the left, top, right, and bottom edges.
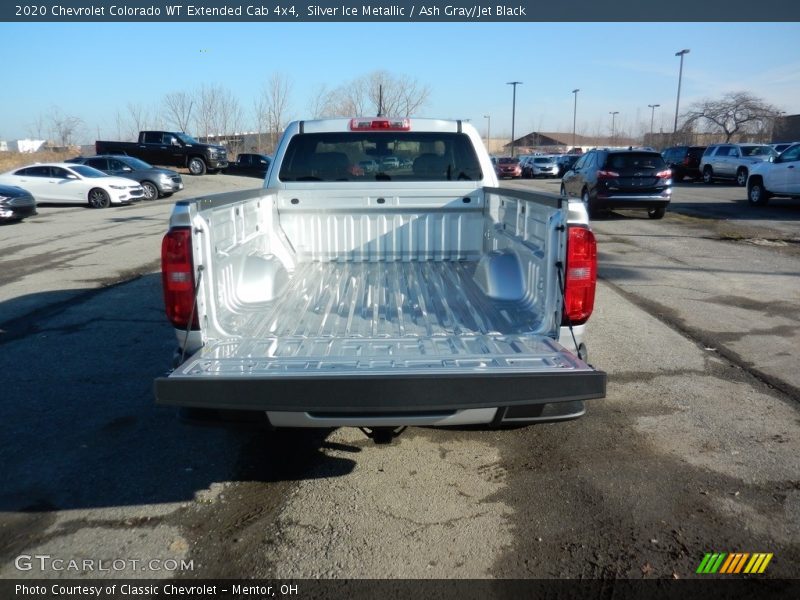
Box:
595, 192, 670, 210
155, 369, 606, 414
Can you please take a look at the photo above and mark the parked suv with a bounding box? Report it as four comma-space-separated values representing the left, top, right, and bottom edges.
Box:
746, 143, 800, 205
661, 145, 706, 181
699, 143, 775, 186
561, 148, 672, 219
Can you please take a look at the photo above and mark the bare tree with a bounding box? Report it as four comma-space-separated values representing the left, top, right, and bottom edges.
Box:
307, 84, 335, 118
126, 102, 151, 140
194, 84, 222, 139
26, 114, 47, 140
682, 91, 782, 142
163, 91, 194, 132
48, 107, 84, 147
254, 73, 293, 152
323, 71, 430, 118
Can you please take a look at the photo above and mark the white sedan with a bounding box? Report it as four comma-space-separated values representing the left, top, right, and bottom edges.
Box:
0, 162, 144, 208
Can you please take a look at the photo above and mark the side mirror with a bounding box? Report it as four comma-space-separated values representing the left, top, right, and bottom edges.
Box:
769, 156, 776, 163
122, 166, 133, 171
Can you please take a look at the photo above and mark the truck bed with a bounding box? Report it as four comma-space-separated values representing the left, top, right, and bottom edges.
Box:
155, 186, 605, 414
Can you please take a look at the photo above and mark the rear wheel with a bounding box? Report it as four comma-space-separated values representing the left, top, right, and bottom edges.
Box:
188, 157, 207, 176
747, 179, 770, 206
88, 188, 111, 209
581, 188, 596, 218
648, 206, 666, 219
141, 181, 158, 200
702, 166, 714, 184
736, 167, 748, 187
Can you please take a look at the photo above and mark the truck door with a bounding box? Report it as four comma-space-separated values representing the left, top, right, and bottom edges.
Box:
771, 144, 800, 194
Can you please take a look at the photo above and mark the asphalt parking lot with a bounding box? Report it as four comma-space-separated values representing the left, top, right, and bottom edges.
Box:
1, 174, 798, 581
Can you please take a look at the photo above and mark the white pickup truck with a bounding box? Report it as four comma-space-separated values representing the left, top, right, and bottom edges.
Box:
154, 118, 606, 442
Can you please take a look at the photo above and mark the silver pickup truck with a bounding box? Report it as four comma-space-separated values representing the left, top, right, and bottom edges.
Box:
154, 118, 606, 442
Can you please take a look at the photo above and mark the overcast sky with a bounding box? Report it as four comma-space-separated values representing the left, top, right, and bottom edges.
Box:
2, 21, 798, 142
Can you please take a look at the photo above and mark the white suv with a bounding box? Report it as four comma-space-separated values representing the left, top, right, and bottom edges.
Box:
746, 143, 800, 205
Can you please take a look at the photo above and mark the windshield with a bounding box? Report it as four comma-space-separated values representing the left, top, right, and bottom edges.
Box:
497, 157, 518, 165
740, 145, 775, 157
534, 157, 555, 164
121, 157, 154, 170
176, 133, 199, 144
279, 132, 483, 182
70, 165, 107, 178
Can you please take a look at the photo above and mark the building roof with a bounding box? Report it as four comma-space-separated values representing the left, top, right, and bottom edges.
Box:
508, 131, 639, 149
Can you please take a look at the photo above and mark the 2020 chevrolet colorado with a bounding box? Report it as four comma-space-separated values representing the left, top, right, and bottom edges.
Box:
154, 118, 606, 441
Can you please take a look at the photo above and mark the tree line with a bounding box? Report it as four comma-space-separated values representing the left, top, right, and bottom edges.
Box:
25, 70, 431, 153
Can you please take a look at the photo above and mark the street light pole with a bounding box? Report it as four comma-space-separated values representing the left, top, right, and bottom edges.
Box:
483, 114, 491, 153
609, 111, 619, 145
674, 49, 690, 135
572, 88, 580, 150
507, 81, 522, 157
648, 104, 660, 142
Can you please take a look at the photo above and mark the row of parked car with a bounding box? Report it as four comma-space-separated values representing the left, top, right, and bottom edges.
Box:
661, 141, 800, 205
0, 155, 186, 224
492, 154, 579, 179
0, 151, 276, 224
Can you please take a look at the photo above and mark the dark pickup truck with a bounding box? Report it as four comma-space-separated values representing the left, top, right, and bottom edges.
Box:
223, 153, 271, 178
95, 131, 228, 176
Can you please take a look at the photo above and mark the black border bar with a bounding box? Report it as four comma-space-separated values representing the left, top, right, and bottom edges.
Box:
4, 1, 800, 22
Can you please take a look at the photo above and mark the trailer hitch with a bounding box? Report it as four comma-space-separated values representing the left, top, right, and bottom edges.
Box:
359, 426, 407, 445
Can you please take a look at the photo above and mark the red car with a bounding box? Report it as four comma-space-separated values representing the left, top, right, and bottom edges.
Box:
495, 156, 522, 179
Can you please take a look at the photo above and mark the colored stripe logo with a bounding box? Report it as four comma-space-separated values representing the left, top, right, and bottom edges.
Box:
696, 552, 773, 574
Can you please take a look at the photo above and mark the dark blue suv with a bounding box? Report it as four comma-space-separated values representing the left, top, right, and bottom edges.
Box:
560, 148, 672, 219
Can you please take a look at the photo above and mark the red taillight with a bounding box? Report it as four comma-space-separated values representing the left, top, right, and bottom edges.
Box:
349, 118, 411, 131
596, 170, 620, 179
161, 227, 199, 330
656, 168, 672, 179
562, 226, 597, 326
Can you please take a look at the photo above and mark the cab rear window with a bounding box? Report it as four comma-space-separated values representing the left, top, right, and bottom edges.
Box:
278, 132, 483, 182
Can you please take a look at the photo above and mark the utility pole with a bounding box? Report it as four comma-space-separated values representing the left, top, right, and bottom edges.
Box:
674, 49, 690, 135
609, 111, 619, 145
483, 114, 491, 153
572, 88, 580, 151
648, 104, 660, 143
507, 81, 522, 157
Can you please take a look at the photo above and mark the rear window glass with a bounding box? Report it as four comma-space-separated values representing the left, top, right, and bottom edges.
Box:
605, 153, 665, 170
278, 132, 483, 182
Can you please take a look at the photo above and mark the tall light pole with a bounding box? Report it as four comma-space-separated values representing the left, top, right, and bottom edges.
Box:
609, 111, 619, 145
674, 49, 690, 134
648, 104, 660, 142
507, 81, 522, 157
483, 114, 491, 153
572, 88, 580, 150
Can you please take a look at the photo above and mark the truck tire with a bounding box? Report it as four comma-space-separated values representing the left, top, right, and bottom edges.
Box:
88, 188, 111, 209
582, 188, 596, 218
188, 157, 207, 176
648, 206, 666, 219
702, 166, 714, 184
736, 167, 748, 187
141, 181, 158, 200
747, 178, 770, 206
